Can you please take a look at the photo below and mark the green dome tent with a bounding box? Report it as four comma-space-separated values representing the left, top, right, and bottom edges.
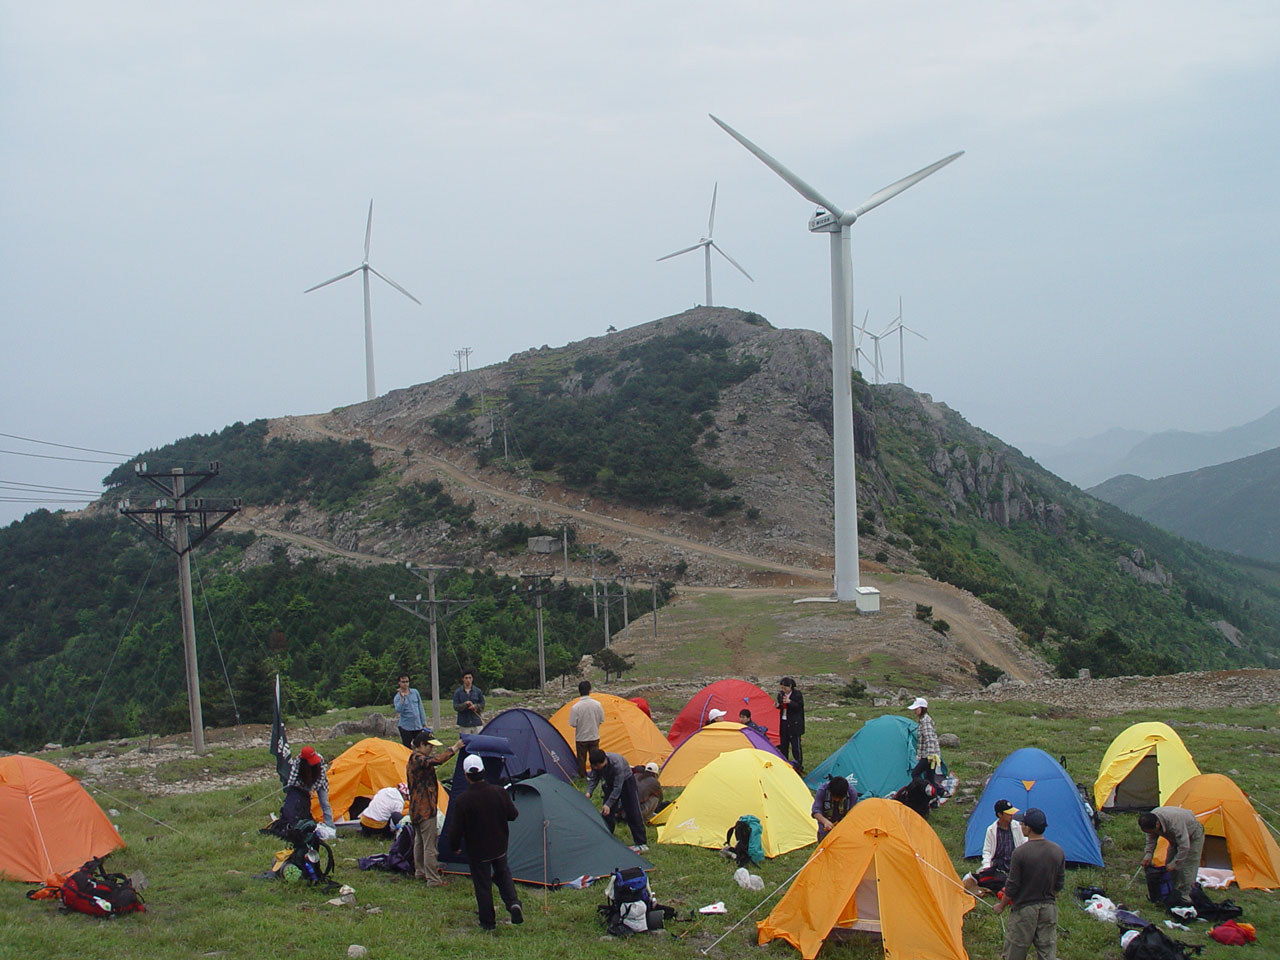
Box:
443, 774, 651, 887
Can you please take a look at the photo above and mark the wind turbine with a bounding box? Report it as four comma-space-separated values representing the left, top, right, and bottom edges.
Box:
886, 297, 927, 384
711, 115, 961, 602
304, 200, 421, 401
656, 183, 753, 306
857, 313, 893, 386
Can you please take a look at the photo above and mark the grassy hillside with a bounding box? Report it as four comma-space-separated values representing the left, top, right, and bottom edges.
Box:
3, 693, 1276, 960
1091, 446, 1280, 563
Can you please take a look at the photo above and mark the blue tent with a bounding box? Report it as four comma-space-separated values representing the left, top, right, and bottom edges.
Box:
804, 715, 919, 798
964, 748, 1103, 867
480, 709, 577, 784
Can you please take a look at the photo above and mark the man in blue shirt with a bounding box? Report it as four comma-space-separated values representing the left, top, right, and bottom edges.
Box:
393, 674, 429, 748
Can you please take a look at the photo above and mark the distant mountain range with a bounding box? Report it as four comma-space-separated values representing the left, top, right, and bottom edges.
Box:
1090, 446, 1280, 563
1023, 406, 1280, 488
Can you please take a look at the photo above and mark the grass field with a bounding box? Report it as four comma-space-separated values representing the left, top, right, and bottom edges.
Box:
2, 695, 1277, 960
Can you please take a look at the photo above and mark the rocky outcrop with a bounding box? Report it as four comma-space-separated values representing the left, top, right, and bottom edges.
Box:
1116, 549, 1173, 589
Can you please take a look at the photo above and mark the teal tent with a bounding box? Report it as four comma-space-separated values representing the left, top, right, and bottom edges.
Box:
804, 715, 920, 797
443, 774, 652, 886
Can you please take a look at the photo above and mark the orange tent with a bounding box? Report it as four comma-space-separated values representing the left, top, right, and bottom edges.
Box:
550, 693, 672, 767
1154, 773, 1280, 890
758, 798, 974, 960
0, 755, 124, 882
311, 738, 450, 822
658, 722, 783, 787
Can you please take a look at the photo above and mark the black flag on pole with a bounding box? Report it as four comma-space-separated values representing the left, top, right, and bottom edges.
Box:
270, 674, 291, 787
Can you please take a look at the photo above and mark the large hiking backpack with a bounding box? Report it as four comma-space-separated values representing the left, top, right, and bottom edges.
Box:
1189, 882, 1243, 923
31, 856, 145, 918
1124, 923, 1203, 960
598, 866, 667, 935
723, 815, 765, 866
1143, 865, 1184, 907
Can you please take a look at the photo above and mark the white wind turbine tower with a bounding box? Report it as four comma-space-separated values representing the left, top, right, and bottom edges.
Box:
305, 200, 421, 401
886, 297, 927, 384
857, 313, 892, 386
711, 115, 961, 603
656, 183, 753, 306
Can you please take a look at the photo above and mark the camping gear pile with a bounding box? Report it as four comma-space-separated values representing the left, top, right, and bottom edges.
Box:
26, 854, 145, 919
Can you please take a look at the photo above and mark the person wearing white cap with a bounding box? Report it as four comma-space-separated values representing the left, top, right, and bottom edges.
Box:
705, 708, 728, 725
445, 753, 523, 930
632, 760, 664, 820
908, 697, 942, 790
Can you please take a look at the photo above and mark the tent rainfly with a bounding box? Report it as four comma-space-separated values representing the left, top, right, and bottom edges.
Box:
1094, 721, 1199, 812
758, 798, 975, 960
804, 715, 920, 798
667, 678, 779, 747
659, 721, 783, 787
656, 748, 814, 858
441, 774, 652, 885
472, 708, 577, 784
549, 692, 672, 767
1154, 773, 1280, 890
964, 748, 1103, 867
0, 755, 124, 882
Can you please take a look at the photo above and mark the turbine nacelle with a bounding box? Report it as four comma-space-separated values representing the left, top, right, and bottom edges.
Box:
807, 208, 842, 233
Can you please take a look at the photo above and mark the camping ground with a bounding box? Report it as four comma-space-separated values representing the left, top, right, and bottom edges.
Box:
1, 694, 1278, 960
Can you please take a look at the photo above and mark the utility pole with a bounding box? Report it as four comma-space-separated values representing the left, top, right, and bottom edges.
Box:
650, 566, 659, 644
594, 576, 629, 648
589, 543, 599, 617
521, 573, 551, 688
561, 525, 570, 579
619, 570, 630, 646
391, 564, 474, 731
119, 463, 240, 755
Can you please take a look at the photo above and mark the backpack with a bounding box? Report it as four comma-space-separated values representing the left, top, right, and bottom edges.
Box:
1209, 919, 1257, 946
724, 815, 764, 866
358, 822, 416, 874
1123, 923, 1203, 960
1143, 865, 1183, 907
51, 856, 144, 918
1189, 882, 1243, 923
599, 867, 665, 936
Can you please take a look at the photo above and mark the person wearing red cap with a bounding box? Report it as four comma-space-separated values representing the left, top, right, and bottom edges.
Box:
280, 745, 334, 828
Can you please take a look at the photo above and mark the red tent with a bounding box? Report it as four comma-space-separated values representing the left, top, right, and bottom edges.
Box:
668, 679, 779, 747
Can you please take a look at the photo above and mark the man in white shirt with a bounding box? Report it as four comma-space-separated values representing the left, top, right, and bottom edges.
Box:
568, 680, 606, 777
964, 798, 1026, 895
359, 783, 409, 837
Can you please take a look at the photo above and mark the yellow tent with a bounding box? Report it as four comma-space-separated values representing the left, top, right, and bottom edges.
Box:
1153, 774, 1280, 890
659, 721, 782, 787
656, 748, 814, 858
310, 738, 450, 822
758, 798, 975, 960
550, 693, 672, 767
1094, 721, 1199, 811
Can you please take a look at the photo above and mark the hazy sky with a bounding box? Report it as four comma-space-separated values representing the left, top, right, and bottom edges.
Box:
3, 2, 1279, 525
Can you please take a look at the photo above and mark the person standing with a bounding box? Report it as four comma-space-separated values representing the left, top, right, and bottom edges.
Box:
407, 733, 461, 885
568, 680, 605, 776
394, 673, 428, 748
279, 745, 335, 829
452, 669, 485, 731
993, 808, 1064, 960
586, 748, 649, 852
1139, 807, 1206, 904
812, 776, 856, 840
908, 697, 942, 790
775, 677, 805, 773
445, 754, 523, 930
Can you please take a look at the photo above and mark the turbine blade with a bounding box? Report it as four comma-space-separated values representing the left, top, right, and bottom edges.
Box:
880, 319, 900, 338
708, 182, 718, 237
364, 199, 374, 261
904, 325, 928, 340
709, 241, 753, 281
303, 267, 361, 293
656, 243, 705, 262
709, 115, 845, 219
368, 266, 422, 305
852, 151, 963, 219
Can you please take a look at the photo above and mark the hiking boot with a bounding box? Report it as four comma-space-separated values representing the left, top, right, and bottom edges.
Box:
509, 901, 524, 924
629, 844, 649, 853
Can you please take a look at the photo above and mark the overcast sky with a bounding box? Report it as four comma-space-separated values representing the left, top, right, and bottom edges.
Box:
3, 1, 1279, 525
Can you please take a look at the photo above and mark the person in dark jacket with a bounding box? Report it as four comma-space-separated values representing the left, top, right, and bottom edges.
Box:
994, 808, 1065, 960
812, 776, 855, 840
445, 754, 522, 930
452, 669, 485, 730
633, 762, 664, 820
775, 677, 805, 772
586, 749, 648, 851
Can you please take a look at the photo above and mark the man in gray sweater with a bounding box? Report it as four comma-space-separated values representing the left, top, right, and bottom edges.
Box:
586, 748, 648, 851
994, 808, 1065, 960
1139, 806, 1205, 903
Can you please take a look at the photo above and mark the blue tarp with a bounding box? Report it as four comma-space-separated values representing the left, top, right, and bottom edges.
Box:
963, 747, 1103, 867
804, 715, 919, 798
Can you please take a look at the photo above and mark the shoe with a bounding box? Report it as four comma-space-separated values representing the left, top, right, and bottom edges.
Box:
629, 844, 649, 853
509, 901, 524, 924
480, 923, 496, 932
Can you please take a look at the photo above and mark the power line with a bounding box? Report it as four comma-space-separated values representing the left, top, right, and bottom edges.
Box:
0, 496, 96, 503
0, 448, 120, 464
0, 480, 104, 494
0, 431, 131, 457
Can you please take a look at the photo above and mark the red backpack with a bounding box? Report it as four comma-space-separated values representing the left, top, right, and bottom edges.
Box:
28, 856, 145, 918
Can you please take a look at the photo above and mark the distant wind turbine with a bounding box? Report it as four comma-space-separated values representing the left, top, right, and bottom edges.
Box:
857, 313, 893, 386
711, 114, 961, 602
885, 297, 927, 384
304, 200, 421, 401
656, 183, 753, 306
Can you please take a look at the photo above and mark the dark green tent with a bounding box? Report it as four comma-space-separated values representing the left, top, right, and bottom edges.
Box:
443, 774, 652, 887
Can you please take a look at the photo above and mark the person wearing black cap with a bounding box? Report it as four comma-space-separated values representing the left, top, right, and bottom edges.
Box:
994, 807, 1064, 960
965, 798, 1027, 894
445, 754, 523, 930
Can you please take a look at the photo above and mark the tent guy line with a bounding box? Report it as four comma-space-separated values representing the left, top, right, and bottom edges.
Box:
700, 853, 817, 956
